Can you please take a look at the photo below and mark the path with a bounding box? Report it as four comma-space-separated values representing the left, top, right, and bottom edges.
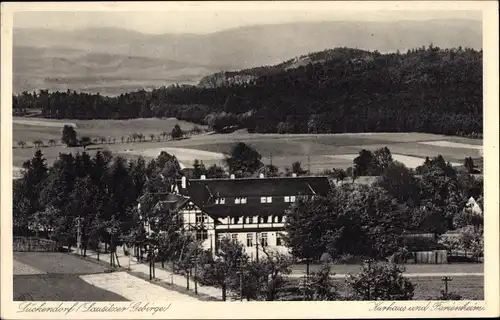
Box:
288, 272, 484, 279
80, 271, 199, 301
73, 246, 223, 301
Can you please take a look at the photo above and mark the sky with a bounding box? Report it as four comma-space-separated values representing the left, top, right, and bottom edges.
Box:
13, 3, 482, 35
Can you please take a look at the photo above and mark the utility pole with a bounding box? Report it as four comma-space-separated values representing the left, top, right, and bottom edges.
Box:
76, 217, 81, 256
308, 155, 311, 175
190, 256, 198, 295
236, 258, 243, 301
255, 232, 259, 262
441, 276, 453, 296
148, 241, 153, 281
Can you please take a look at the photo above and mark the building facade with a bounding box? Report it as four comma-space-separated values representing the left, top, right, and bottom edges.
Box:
171, 174, 332, 260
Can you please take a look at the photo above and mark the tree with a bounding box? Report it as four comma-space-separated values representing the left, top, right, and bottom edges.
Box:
14, 150, 49, 234
224, 142, 263, 177
285, 184, 410, 265
32, 140, 43, 149
206, 164, 226, 179
259, 248, 294, 301
291, 161, 308, 176
149, 134, 155, 142
331, 168, 347, 183
197, 238, 248, 301
353, 149, 375, 176
61, 125, 77, 147
80, 136, 92, 150
372, 147, 393, 174
346, 261, 415, 300
457, 225, 483, 261
48, 139, 56, 147
171, 124, 183, 139
260, 164, 280, 177
307, 263, 340, 300
192, 159, 206, 179
375, 161, 420, 205
17, 141, 26, 148
453, 204, 483, 231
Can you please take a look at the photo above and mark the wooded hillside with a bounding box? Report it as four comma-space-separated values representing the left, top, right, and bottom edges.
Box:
13, 46, 482, 138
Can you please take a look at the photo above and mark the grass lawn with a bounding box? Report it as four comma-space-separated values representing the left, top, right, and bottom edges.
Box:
14, 252, 115, 275
290, 263, 484, 275
13, 252, 130, 301
284, 275, 484, 300
14, 274, 128, 301
13, 117, 483, 173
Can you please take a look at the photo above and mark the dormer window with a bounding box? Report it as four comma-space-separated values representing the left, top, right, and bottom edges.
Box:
260, 196, 272, 203
235, 197, 247, 204
284, 196, 296, 203
215, 198, 225, 204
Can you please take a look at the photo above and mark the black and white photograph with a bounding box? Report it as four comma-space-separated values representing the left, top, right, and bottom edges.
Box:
1, 1, 498, 318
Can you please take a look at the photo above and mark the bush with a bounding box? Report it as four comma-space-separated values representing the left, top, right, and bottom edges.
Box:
346, 261, 415, 300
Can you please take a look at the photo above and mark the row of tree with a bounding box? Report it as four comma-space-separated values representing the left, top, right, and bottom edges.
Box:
13, 46, 482, 138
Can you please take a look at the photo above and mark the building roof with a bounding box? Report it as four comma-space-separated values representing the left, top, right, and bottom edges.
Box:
177, 176, 332, 218
139, 192, 191, 213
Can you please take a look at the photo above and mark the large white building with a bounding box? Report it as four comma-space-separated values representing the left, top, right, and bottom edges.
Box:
163, 174, 332, 260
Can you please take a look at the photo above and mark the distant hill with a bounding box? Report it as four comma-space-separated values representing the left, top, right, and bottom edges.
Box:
13, 19, 481, 95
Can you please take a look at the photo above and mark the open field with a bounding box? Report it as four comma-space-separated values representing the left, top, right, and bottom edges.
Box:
13, 118, 483, 173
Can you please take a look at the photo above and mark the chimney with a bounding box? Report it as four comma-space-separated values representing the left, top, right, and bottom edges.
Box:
200, 175, 206, 180
181, 176, 187, 189
230, 174, 235, 179
292, 173, 297, 177
259, 173, 265, 178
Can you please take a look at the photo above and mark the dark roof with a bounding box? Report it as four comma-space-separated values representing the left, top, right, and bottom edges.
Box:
139, 192, 190, 213
178, 176, 332, 218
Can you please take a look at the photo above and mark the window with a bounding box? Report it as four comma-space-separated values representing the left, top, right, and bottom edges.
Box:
246, 233, 253, 247
215, 198, 225, 204
284, 196, 290, 202
290, 196, 296, 202
284, 196, 296, 203
231, 234, 238, 244
216, 234, 222, 246
235, 197, 247, 204
260, 233, 268, 247
277, 215, 283, 223
261, 196, 273, 203
196, 229, 208, 241
262, 216, 269, 223
276, 233, 283, 246
248, 216, 254, 224
195, 212, 204, 223
233, 216, 240, 224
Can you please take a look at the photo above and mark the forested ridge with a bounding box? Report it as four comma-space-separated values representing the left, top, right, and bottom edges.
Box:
13, 46, 482, 138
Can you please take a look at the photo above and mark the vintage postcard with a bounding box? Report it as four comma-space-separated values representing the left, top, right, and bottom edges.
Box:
1, 1, 498, 319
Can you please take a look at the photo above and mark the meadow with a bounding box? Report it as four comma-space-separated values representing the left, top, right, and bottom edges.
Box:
13, 117, 483, 175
